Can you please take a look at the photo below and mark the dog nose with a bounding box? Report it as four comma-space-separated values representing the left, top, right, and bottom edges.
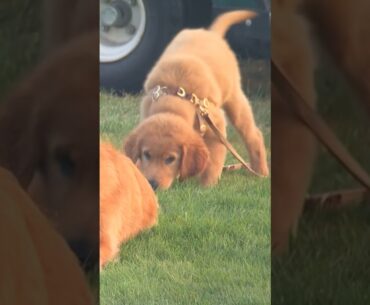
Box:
148, 179, 158, 190
67, 239, 97, 271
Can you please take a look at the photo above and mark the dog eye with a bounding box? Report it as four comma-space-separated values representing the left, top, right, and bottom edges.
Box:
164, 156, 176, 165
55, 152, 75, 177
143, 151, 151, 161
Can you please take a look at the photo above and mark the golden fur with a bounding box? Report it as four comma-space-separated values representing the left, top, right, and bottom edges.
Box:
0, 167, 94, 305
272, 0, 370, 254
99, 142, 158, 269
0, 32, 99, 265
124, 11, 269, 189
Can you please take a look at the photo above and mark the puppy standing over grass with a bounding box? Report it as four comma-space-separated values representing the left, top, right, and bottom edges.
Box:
124, 11, 269, 190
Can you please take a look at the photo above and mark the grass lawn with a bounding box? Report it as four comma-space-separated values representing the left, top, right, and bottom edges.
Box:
0, 0, 42, 100
271, 64, 370, 304
99, 62, 271, 305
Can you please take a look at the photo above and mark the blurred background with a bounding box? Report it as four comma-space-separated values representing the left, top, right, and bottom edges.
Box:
99, 0, 271, 96
1, 0, 270, 98
0, 0, 42, 99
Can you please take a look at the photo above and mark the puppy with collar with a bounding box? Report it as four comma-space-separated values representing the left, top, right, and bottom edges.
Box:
124, 11, 269, 190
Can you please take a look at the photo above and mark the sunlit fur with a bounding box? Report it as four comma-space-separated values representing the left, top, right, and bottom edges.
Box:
124, 11, 269, 189
99, 142, 158, 269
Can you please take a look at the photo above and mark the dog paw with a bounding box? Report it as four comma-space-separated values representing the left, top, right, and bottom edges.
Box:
200, 173, 220, 187
251, 161, 269, 177
259, 164, 270, 177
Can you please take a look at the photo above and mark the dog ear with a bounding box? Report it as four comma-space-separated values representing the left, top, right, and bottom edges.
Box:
124, 129, 141, 162
0, 93, 40, 189
179, 136, 209, 180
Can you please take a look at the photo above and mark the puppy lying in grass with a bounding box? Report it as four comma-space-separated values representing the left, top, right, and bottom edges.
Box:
100, 142, 159, 269
124, 10, 269, 190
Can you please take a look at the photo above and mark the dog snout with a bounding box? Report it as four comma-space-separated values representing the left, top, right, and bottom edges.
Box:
148, 179, 158, 190
67, 239, 97, 271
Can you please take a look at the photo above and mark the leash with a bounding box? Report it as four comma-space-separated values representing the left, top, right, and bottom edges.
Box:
304, 188, 369, 210
223, 163, 243, 172
151, 85, 264, 177
202, 113, 264, 177
271, 60, 370, 208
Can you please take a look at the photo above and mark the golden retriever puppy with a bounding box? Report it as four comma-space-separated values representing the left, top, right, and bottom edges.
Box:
0, 32, 99, 267
100, 142, 158, 269
271, 0, 317, 254
124, 11, 269, 190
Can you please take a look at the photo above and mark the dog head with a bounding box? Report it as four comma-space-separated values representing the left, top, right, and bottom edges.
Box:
124, 114, 209, 190
0, 32, 99, 269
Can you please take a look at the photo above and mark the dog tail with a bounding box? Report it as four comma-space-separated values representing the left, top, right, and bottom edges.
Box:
209, 10, 257, 37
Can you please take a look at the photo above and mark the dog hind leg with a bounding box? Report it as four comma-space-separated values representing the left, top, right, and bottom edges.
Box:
223, 90, 269, 176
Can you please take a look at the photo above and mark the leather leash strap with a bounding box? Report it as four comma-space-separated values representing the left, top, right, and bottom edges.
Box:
223, 163, 243, 172
271, 60, 370, 206
202, 114, 264, 177
304, 188, 369, 210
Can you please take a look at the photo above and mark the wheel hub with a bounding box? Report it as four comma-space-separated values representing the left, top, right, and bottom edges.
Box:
101, 0, 132, 28
100, 0, 146, 62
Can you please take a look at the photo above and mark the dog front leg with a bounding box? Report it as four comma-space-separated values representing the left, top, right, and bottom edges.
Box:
200, 135, 227, 186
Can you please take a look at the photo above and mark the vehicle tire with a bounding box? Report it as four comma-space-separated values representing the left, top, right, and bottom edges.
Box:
100, 0, 184, 93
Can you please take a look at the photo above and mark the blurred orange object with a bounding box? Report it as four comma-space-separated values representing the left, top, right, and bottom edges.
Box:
100, 142, 159, 269
0, 167, 94, 305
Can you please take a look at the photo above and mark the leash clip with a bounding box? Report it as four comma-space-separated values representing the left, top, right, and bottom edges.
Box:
152, 85, 167, 102
189, 93, 209, 116
199, 98, 210, 116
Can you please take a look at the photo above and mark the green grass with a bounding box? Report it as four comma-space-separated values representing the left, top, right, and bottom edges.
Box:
0, 0, 42, 99
99, 62, 271, 305
271, 64, 370, 304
